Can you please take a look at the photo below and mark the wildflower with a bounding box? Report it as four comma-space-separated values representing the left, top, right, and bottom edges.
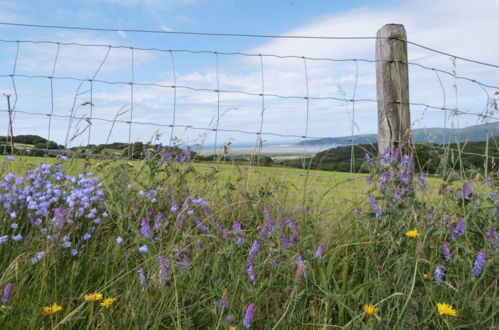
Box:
116, 236, 124, 245
100, 297, 116, 308
226, 315, 234, 325
422, 273, 429, 280
462, 180, 473, 199
246, 261, 256, 285
31, 251, 46, 264
472, 252, 485, 280
138, 245, 149, 253
194, 218, 210, 233
217, 289, 229, 310
137, 268, 146, 291
42, 303, 62, 315
368, 196, 382, 220
2, 284, 13, 304
442, 242, 451, 260
485, 227, 498, 251
295, 255, 307, 278
70, 249, 78, 256
158, 255, 171, 285
450, 219, 465, 237
84, 293, 103, 302
418, 172, 426, 186
434, 265, 445, 285
11, 223, 18, 229
243, 303, 255, 328
140, 218, 151, 238
366, 176, 373, 185
7, 156, 14, 161
315, 243, 324, 258
248, 240, 260, 261
354, 208, 361, 218
363, 304, 378, 316
436, 303, 457, 317
0, 235, 8, 244
83, 233, 91, 241
405, 230, 420, 238
12, 234, 22, 242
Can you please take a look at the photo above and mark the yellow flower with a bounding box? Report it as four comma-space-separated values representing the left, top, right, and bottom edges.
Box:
100, 297, 116, 308
422, 273, 429, 280
84, 293, 103, 302
363, 304, 378, 316
437, 303, 457, 317
405, 230, 420, 238
42, 303, 63, 315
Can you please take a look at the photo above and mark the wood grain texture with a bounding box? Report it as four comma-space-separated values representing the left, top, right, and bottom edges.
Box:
376, 24, 411, 157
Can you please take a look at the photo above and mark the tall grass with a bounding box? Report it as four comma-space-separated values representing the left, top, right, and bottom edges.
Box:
0, 146, 497, 329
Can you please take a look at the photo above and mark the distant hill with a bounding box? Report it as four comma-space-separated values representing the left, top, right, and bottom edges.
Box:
296, 121, 499, 146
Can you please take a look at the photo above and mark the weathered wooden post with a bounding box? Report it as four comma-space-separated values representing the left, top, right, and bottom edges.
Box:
376, 24, 411, 157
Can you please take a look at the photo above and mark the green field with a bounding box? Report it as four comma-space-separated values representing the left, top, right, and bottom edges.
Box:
0, 153, 496, 329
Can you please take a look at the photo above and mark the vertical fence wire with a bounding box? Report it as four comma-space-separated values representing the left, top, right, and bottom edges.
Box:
214, 52, 220, 156
302, 57, 311, 200
128, 47, 134, 158
349, 60, 359, 176
47, 43, 60, 154
255, 54, 265, 166
88, 46, 111, 146
169, 50, 177, 146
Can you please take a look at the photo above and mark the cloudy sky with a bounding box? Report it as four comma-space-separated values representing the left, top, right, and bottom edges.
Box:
0, 0, 498, 149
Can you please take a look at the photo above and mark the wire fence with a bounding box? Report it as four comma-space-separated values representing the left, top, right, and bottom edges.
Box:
0, 22, 498, 182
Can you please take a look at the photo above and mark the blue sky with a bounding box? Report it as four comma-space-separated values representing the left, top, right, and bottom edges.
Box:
0, 0, 498, 150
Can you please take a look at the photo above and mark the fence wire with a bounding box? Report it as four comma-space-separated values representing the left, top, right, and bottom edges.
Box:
1, 22, 498, 187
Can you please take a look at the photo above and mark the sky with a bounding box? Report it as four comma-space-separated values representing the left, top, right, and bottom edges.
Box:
0, 0, 498, 150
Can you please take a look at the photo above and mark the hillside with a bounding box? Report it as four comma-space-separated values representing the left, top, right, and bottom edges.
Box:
296, 121, 499, 146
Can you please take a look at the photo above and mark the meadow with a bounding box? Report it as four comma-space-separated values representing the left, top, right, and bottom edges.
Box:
0, 147, 497, 329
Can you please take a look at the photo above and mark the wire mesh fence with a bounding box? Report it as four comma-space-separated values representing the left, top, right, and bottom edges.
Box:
0, 22, 497, 181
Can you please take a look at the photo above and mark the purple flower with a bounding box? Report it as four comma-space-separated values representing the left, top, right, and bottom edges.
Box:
442, 242, 451, 260
194, 218, 210, 233
354, 208, 361, 218
137, 268, 146, 291
485, 227, 498, 250
246, 261, 256, 285
116, 236, 124, 245
182, 256, 190, 269
401, 155, 410, 168
472, 252, 485, 280
450, 219, 465, 237
217, 289, 229, 310
366, 176, 373, 185
12, 234, 22, 242
248, 240, 260, 261
7, 156, 14, 161
31, 251, 46, 264
418, 172, 426, 186
461, 180, 473, 199
259, 219, 275, 238
226, 315, 234, 325
243, 303, 255, 328
434, 265, 445, 285
315, 243, 324, 258
2, 284, 13, 304
263, 205, 270, 219
368, 196, 382, 220
70, 249, 78, 256
158, 255, 171, 285
138, 245, 149, 253
83, 233, 91, 241
140, 218, 151, 238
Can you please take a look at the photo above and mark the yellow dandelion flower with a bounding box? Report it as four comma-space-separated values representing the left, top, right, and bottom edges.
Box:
100, 297, 116, 308
42, 303, 63, 315
437, 303, 457, 317
84, 293, 103, 302
405, 229, 420, 238
363, 304, 378, 316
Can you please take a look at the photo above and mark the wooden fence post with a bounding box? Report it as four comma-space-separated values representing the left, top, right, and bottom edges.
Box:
376, 24, 411, 157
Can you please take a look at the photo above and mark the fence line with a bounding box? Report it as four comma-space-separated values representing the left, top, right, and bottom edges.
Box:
1, 22, 498, 183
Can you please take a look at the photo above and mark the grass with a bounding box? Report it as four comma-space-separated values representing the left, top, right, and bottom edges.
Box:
0, 151, 497, 329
